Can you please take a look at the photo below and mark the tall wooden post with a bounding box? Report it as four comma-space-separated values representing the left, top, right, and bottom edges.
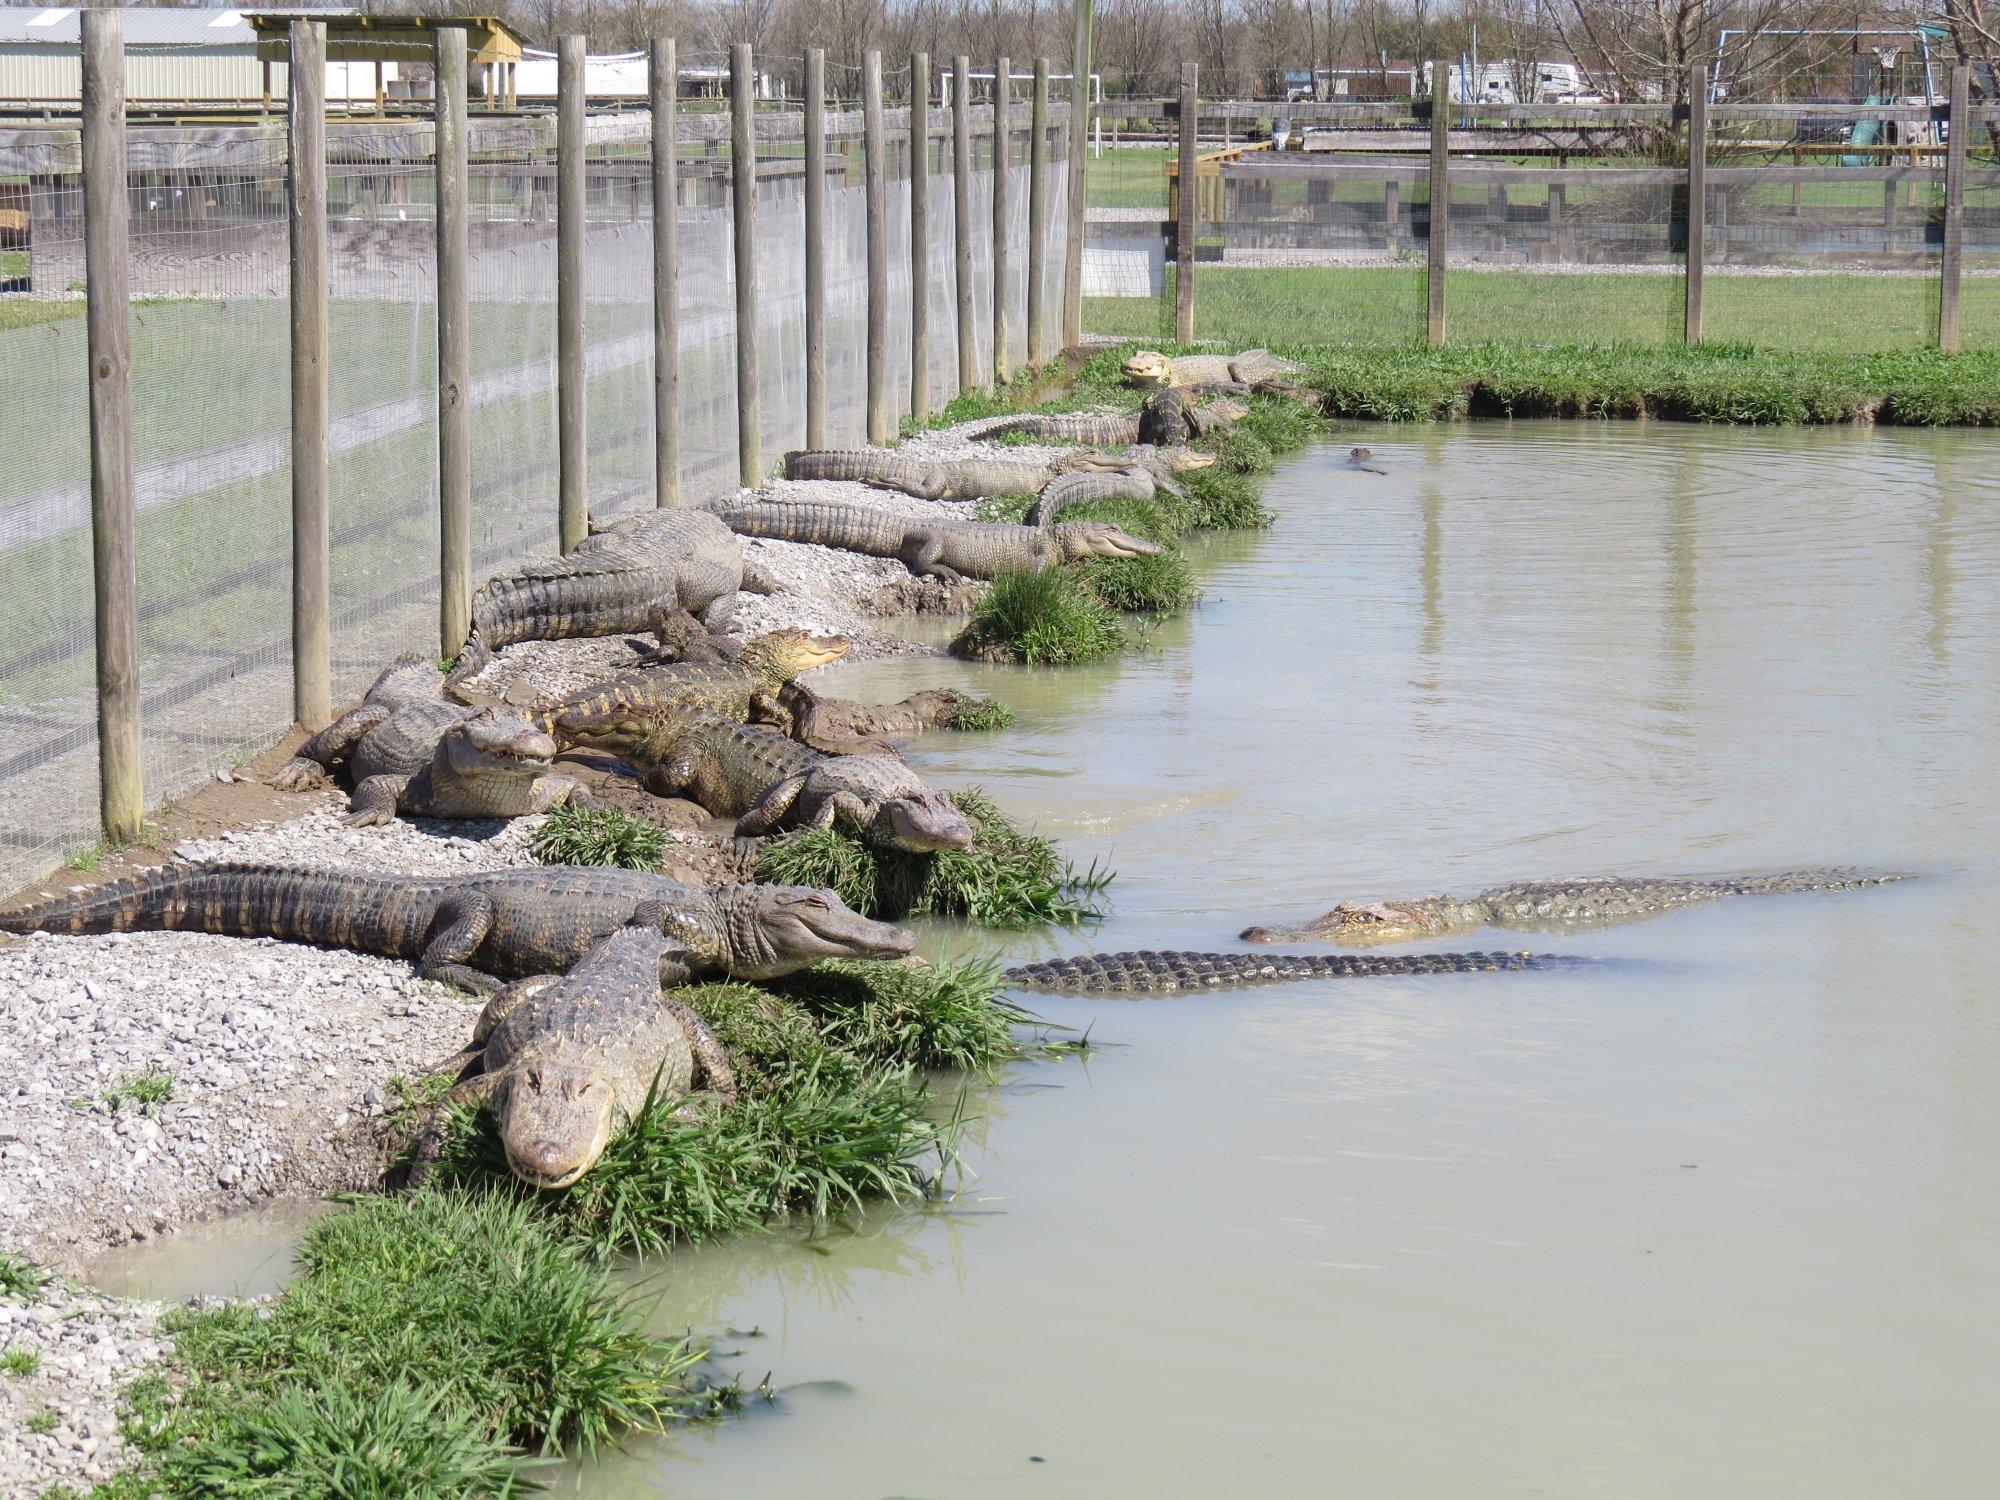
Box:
909, 51, 932, 417
1939, 65, 1969, 353
651, 38, 680, 505
1175, 62, 1197, 344
803, 48, 828, 448
434, 27, 472, 659
730, 44, 761, 485
557, 35, 587, 552
863, 49, 890, 443
1062, 0, 1095, 349
1026, 58, 1049, 365
992, 56, 1012, 384
81, 9, 141, 845
952, 56, 977, 392
1684, 64, 1709, 345
287, 18, 330, 730
1426, 57, 1449, 347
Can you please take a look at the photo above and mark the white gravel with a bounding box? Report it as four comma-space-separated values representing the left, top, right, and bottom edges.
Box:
0, 1279, 168, 1496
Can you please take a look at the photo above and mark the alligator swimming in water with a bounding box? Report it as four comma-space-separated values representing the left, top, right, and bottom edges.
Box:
715, 500, 1160, 585
445, 510, 764, 701
558, 713, 973, 853
1239, 870, 1914, 945
0, 863, 914, 991
414, 905, 740, 1189
273, 657, 589, 826
1002, 948, 1565, 996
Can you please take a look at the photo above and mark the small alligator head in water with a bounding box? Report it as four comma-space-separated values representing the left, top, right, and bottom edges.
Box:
717, 884, 916, 978
1121, 350, 1176, 387
869, 789, 976, 853
438, 708, 558, 788
1240, 896, 1476, 946
1052, 522, 1163, 562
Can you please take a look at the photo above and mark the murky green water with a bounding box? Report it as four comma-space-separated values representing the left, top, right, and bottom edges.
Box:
99, 424, 2000, 1495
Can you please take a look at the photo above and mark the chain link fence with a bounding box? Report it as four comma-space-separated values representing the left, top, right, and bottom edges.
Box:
0, 47, 1071, 888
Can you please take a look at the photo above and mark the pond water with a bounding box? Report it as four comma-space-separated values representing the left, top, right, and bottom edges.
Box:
100, 423, 2000, 1495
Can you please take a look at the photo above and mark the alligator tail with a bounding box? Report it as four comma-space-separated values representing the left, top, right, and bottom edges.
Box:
443, 628, 493, 702
0, 862, 435, 961
1001, 948, 1577, 997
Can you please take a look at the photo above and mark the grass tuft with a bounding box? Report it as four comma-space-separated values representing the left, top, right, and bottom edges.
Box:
754, 787, 1112, 928
773, 954, 1031, 1073
1075, 547, 1198, 613
2, 1346, 40, 1376
110, 1190, 700, 1494
952, 567, 1126, 666
943, 696, 1015, 732
531, 803, 667, 871
0, 1251, 52, 1304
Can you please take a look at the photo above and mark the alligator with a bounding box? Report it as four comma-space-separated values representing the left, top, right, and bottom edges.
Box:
1024, 467, 1159, 526
715, 500, 1159, 585
1001, 948, 1565, 996
1239, 870, 1914, 946
543, 627, 850, 746
975, 411, 1142, 446
560, 714, 974, 853
272, 657, 588, 826
415, 905, 740, 1189
445, 510, 762, 700
1346, 447, 1387, 474
1121, 348, 1307, 391
784, 449, 1053, 502
0, 863, 915, 991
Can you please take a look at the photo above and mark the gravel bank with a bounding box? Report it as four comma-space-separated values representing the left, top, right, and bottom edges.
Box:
0, 1279, 167, 1495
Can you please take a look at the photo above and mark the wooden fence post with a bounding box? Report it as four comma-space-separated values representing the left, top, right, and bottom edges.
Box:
81, 8, 141, 845
1027, 58, 1049, 366
651, 38, 680, 505
1940, 65, 1969, 353
864, 49, 890, 444
1175, 62, 1197, 344
1427, 57, 1449, 347
952, 55, 977, 392
434, 26, 472, 659
992, 56, 1012, 384
909, 52, 932, 417
287, 18, 330, 730
730, 43, 761, 485
803, 48, 828, 449
1062, 0, 1095, 348
1685, 64, 1708, 345
557, 35, 587, 552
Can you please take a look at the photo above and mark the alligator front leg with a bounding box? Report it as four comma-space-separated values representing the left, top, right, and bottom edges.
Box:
417, 890, 503, 992
273, 704, 392, 789
735, 773, 810, 837
662, 997, 739, 1105
408, 1070, 503, 1186
347, 775, 411, 827
529, 775, 595, 814
897, 531, 964, 585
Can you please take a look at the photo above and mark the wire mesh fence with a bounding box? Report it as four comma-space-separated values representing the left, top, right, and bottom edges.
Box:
0, 43, 1071, 889
1085, 95, 1999, 354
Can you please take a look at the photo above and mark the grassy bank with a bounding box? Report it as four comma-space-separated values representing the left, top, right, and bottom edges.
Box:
1086, 264, 2000, 357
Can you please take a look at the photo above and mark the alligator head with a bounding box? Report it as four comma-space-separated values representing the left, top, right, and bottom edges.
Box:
719, 884, 916, 978
1161, 448, 1218, 472
438, 708, 558, 785
1053, 522, 1163, 562
1240, 896, 1464, 946
1121, 350, 1176, 387
496, 1052, 621, 1190
738, 627, 851, 688
869, 789, 976, 853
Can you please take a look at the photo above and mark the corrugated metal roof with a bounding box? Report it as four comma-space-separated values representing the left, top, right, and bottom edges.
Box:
0, 8, 258, 47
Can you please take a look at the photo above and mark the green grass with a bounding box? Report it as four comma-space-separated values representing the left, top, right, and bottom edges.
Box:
25, 1407, 56, 1436
754, 787, 1112, 929
943, 696, 1015, 732
953, 567, 1127, 666
1088, 264, 2000, 355
74, 1069, 175, 1115
105, 1191, 701, 1495
774, 955, 1032, 1073
0, 1250, 51, 1303
2, 1346, 41, 1376
531, 803, 669, 871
